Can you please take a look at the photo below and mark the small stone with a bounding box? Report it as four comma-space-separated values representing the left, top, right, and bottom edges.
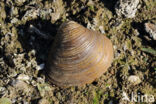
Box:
37, 77, 45, 83
12, 80, 32, 93
128, 75, 141, 85
14, 0, 26, 6
11, 18, 19, 24
99, 26, 105, 34
134, 29, 140, 36
115, 0, 140, 18
37, 83, 52, 97
17, 74, 31, 81
38, 98, 50, 104
145, 22, 156, 40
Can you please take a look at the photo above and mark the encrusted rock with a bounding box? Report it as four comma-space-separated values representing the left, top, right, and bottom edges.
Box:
115, 0, 140, 18
145, 22, 156, 40
11, 80, 33, 94
22, 0, 64, 23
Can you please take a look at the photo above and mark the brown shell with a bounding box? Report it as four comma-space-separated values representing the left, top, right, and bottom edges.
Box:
46, 21, 114, 87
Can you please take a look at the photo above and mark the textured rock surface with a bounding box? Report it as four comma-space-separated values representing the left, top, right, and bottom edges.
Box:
115, 0, 140, 18
145, 22, 156, 40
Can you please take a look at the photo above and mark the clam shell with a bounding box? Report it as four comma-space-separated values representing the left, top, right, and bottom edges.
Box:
46, 21, 113, 87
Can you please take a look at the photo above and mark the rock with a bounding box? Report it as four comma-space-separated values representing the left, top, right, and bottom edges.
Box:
11, 80, 32, 93
14, 0, 26, 6
115, 0, 140, 18
128, 75, 141, 85
145, 22, 156, 40
17, 74, 31, 81
39, 9, 52, 20
50, 0, 64, 23
22, 9, 39, 22
38, 98, 50, 104
99, 26, 105, 34
37, 83, 52, 97
11, 18, 19, 24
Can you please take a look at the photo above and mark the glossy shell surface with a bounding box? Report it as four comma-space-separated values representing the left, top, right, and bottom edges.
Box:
46, 21, 114, 87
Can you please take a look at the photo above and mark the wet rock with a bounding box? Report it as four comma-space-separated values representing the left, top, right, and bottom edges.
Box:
115, 0, 140, 18
145, 22, 156, 40
128, 75, 141, 85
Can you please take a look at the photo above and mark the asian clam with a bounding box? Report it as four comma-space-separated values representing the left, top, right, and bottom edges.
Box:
46, 21, 114, 87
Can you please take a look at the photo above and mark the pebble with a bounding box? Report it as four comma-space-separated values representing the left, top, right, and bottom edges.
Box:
38, 98, 50, 104
11, 18, 19, 24
145, 22, 156, 40
128, 75, 141, 85
99, 26, 105, 34
17, 74, 31, 81
115, 0, 140, 18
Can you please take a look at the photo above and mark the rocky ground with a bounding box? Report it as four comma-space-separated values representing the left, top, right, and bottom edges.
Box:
0, 0, 156, 104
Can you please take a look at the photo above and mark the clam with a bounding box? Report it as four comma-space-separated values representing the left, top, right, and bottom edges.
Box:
46, 21, 114, 87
